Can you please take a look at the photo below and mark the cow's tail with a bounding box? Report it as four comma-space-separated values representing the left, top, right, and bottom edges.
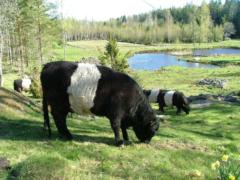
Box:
43, 94, 51, 137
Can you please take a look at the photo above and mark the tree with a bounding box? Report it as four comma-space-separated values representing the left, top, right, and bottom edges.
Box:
224, 22, 236, 39
209, 0, 223, 25
165, 10, 174, 43
99, 37, 130, 73
198, 2, 213, 42
0, 0, 18, 86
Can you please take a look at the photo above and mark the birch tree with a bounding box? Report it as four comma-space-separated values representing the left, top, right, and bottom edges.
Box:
0, 0, 17, 86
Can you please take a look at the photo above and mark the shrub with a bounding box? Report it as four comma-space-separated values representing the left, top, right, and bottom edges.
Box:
29, 67, 42, 98
98, 36, 131, 73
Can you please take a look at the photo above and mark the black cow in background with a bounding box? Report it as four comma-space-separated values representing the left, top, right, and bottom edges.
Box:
143, 89, 190, 115
13, 75, 32, 93
40, 61, 159, 146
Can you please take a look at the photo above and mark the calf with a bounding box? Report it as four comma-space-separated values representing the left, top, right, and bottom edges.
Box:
143, 89, 190, 115
40, 61, 159, 146
13, 76, 31, 93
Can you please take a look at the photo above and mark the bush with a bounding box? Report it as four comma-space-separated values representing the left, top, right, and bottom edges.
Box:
29, 67, 42, 98
98, 37, 131, 73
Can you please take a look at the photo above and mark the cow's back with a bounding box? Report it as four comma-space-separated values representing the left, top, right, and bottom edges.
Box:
91, 66, 144, 116
41, 61, 77, 93
67, 63, 101, 114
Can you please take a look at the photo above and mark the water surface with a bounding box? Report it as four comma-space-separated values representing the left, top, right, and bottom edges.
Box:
128, 53, 217, 70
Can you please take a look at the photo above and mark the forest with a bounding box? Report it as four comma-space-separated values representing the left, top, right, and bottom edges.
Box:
63, 0, 240, 44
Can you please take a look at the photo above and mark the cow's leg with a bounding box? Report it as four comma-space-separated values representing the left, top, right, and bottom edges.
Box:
176, 106, 182, 115
18, 87, 22, 93
159, 103, 164, 113
182, 106, 189, 114
121, 125, 129, 141
110, 117, 123, 146
51, 107, 72, 140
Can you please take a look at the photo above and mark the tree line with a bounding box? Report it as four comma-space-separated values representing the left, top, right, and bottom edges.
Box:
63, 0, 240, 44
0, 0, 61, 84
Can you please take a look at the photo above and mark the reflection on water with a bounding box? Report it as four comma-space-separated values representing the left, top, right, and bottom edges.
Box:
128, 53, 217, 70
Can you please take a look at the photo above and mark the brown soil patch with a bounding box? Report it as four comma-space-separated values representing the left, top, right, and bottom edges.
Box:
0, 157, 10, 170
153, 140, 209, 152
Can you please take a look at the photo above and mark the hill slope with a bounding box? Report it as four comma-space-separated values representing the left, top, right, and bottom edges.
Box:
0, 75, 240, 179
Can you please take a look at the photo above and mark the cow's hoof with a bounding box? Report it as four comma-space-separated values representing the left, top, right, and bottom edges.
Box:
60, 134, 73, 141
116, 140, 124, 147
124, 140, 132, 145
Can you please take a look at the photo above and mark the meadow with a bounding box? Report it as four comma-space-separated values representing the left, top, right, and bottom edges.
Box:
53, 40, 240, 61
0, 40, 240, 179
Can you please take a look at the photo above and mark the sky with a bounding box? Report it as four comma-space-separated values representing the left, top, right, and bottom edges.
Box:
47, 0, 224, 21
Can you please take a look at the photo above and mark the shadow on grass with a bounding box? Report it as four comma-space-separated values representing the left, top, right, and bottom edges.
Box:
156, 103, 240, 141
0, 115, 115, 145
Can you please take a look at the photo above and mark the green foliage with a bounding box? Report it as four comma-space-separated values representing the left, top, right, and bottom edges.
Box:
1, 0, 61, 75
211, 155, 240, 180
213, 25, 224, 41
99, 37, 130, 72
61, 0, 240, 44
224, 22, 236, 39
29, 67, 42, 98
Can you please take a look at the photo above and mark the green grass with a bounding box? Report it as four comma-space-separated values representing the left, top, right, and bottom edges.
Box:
1, 64, 240, 179
183, 55, 240, 66
53, 40, 240, 61
135, 66, 240, 96
1, 40, 240, 179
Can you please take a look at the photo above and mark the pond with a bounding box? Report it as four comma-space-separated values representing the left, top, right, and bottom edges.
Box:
128, 53, 217, 70
193, 48, 240, 56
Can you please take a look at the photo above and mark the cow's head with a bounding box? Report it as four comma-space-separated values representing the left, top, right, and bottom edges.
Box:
133, 102, 159, 143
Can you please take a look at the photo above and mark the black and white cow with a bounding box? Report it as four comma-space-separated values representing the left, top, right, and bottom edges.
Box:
13, 76, 32, 93
143, 89, 190, 115
40, 61, 159, 146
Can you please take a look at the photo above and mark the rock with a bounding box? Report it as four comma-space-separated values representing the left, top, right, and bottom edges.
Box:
223, 96, 238, 103
188, 93, 240, 107
190, 100, 213, 109
0, 157, 10, 170
80, 57, 101, 65
188, 94, 213, 102
197, 78, 227, 88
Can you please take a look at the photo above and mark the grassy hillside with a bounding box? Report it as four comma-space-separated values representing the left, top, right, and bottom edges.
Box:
1, 63, 240, 179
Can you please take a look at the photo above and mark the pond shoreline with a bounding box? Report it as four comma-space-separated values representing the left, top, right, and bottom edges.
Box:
130, 47, 240, 68
134, 46, 240, 55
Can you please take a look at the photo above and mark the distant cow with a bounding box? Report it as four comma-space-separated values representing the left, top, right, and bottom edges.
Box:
143, 89, 190, 115
13, 76, 31, 93
40, 61, 159, 146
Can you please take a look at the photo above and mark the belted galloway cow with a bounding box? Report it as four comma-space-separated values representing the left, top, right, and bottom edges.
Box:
41, 61, 159, 146
143, 89, 190, 115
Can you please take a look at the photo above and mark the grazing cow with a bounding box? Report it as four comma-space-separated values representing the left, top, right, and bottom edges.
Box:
13, 76, 32, 93
143, 89, 190, 115
40, 61, 159, 146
